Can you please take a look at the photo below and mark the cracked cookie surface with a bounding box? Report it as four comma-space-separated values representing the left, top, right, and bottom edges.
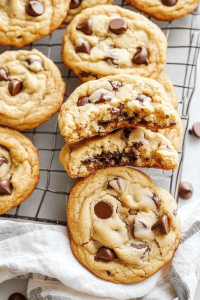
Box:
62, 5, 167, 81
0, 126, 40, 215
0, 0, 70, 47
67, 167, 181, 283
58, 75, 179, 144
0, 49, 65, 131
124, 0, 200, 21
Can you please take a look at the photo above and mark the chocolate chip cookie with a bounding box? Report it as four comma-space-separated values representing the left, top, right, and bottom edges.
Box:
60, 127, 179, 178
62, 5, 167, 81
67, 167, 181, 283
0, 49, 65, 131
64, 0, 115, 24
124, 0, 200, 21
0, 0, 70, 47
58, 75, 178, 144
156, 73, 178, 110
0, 126, 40, 215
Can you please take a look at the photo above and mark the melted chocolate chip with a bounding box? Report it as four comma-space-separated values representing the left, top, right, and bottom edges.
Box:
161, 0, 178, 6
8, 80, 23, 96
70, 0, 81, 9
0, 157, 8, 167
8, 293, 27, 300
108, 107, 121, 116
152, 215, 170, 234
94, 201, 113, 219
0, 69, 9, 81
189, 122, 200, 138
136, 94, 152, 105
94, 93, 112, 104
123, 128, 132, 139
178, 182, 194, 199
109, 80, 122, 92
107, 177, 124, 191
0, 180, 12, 195
152, 193, 161, 209
77, 96, 90, 106
131, 243, 149, 250
25, 55, 44, 68
25, 0, 44, 17
95, 247, 116, 261
104, 56, 119, 65
76, 18, 92, 35
109, 18, 127, 35
132, 47, 149, 65
76, 41, 91, 54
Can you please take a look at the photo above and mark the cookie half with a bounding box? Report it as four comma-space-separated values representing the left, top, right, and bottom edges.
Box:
0, 49, 65, 131
0, 126, 40, 215
62, 5, 167, 81
67, 167, 181, 283
58, 75, 179, 144
60, 127, 179, 178
0, 0, 70, 47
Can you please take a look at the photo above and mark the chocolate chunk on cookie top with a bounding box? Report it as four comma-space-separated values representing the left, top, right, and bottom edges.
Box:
67, 167, 181, 284
62, 5, 167, 81
0, 126, 40, 215
58, 75, 178, 144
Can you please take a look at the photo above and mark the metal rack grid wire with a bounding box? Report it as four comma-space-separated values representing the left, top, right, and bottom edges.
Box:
0, 0, 200, 225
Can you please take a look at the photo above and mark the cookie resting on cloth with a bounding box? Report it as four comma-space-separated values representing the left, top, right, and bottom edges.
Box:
0, 126, 40, 215
67, 167, 181, 284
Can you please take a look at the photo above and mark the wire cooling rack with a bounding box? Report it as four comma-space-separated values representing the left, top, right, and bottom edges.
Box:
0, 0, 200, 225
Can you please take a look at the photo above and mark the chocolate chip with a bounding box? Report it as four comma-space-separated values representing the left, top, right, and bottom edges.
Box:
0, 157, 8, 167
152, 215, 170, 234
123, 128, 132, 139
8, 293, 27, 300
107, 177, 124, 192
76, 41, 91, 54
8, 80, 23, 96
136, 94, 152, 105
0, 180, 12, 195
178, 181, 194, 199
77, 96, 90, 106
109, 80, 122, 92
104, 56, 119, 65
94, 93, 112, 104
152, 193, 161, 209
132, 47, 149, 65
70, 0, 81, 9
25, 55, 44, 71
25, 0, 44, 17
76, 18, 92, 35
0, 69, 9, 81
94, 201, 113, 219
131, 243, 149, 251
108, 107, 121, 116
94, 247, 116, 261
189, 122, 200, 138
109, 18, 127, 35
161, 0, 178, 6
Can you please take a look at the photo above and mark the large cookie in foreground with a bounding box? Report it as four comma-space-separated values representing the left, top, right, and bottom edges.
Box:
0, 0, 70, 47
0, 126, 40, 215
0, 49, 65, 131
62, 5, 167, 81
67, 167, 181, 283
124, 0, 200, 21
58, 75, 178, 144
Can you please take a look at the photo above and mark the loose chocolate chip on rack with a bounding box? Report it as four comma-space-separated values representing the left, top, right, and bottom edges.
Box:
109, 19, 127, 35
107, 177, 124, 192
25, 0, 44, 17
0, 157, 8, 167
77, 96, 90, 106
0, 69, 9, 81
8, 80, 23, 96
95, 246, 116, 261
94, 93, 112, 104
109, 80, 122, 92
189, 122, 200, 138
136, 94, 152, 105
76, 41, 91, 54
94, 201, 113, 219
76, 19, 93, 35
0, 180, 12, 195
132, 47, 149, 65
8, 293, 27, 300
70, 0, 81, 9
152, 193, 161, 209
152, 215, 170, 234
178, 181, 194, 199
161, 0, 178, 6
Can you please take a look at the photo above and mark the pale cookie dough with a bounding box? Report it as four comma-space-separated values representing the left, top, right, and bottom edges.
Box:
58, 75, 179, 144
67, 167, 181, 284
0, 49, 65, 131
60, 127, 179, 178
124, 0, 200, 21
64, 0, 115, 24
156, 73, 178, 110
0, 0, 70, 47
62, 5, 167, 81
0, 126, 40, 215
